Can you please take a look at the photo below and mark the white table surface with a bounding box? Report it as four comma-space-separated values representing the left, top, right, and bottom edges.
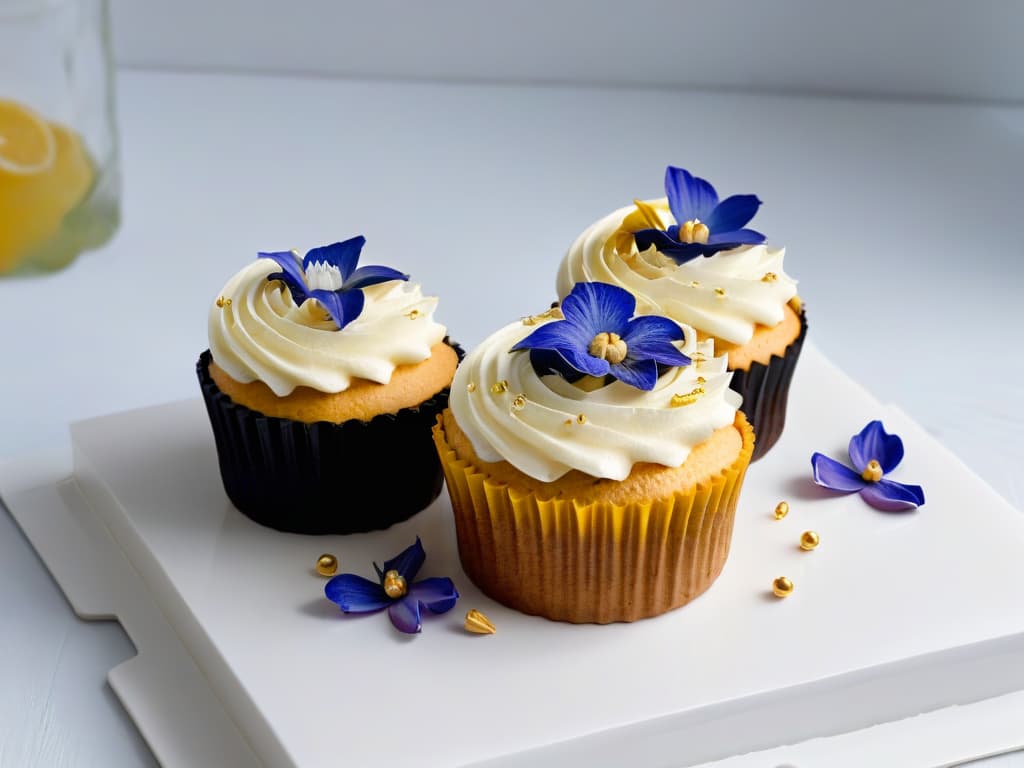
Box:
1, 68, 1022, 766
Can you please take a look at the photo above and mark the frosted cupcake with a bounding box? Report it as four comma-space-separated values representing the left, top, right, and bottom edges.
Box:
198, 235, 460, 534
433, 281, 754, 623
557, 165, 806, 460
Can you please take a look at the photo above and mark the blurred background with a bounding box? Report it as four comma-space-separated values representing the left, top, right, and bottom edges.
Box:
2, 1, 1022, 766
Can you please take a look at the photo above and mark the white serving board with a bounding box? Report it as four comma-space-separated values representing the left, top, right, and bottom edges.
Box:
4, 341, 1024, 768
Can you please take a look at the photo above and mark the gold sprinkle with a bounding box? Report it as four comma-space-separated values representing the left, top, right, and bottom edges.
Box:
564, 418, 573, 426
774, 501, 789, 520
216, 296, 232, 308
315, 553, 338, 577
690, 280, 701, 288
696, 376, 706, 384
511, 394, 527, 411
762, 272, 778, 282
465, 609, 496, 635
714, 287, 726, 297
522, 306, 564, 326
404, 308, 421, 319
670, 387, 705, 407
466, 382, 477, 393
576, 413, 587, 425
383, 569, 407, 599
772, 576, 794, 598
799, 531, 820, 551
490, 380, 509, 395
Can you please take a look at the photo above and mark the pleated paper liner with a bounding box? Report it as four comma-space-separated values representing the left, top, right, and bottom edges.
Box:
433, 411, 755, 624
197, 340, 463, 535
728, 305, 808, 462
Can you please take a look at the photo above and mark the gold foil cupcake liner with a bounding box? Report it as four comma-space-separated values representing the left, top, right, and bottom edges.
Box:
433, 411, 754, 623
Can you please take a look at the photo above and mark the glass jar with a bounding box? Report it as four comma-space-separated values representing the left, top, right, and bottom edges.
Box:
0, 0, 119, 275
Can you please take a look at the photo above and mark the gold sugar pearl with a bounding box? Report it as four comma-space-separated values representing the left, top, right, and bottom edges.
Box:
464, 609, 496, 635
799, 530, 820, 551
490, 380, 509, 395
511, 394, 527, 411
315, 553, 338, 577
772, 576, 794, 598
383, 569, 407, 599
466, 382, 477, 393
762, 272, 778, 282
861, 459, 883, 483
576, 413, 587, 425
696, 376, 706, 384
774, 501, 789, 520
215, 296, 232, 308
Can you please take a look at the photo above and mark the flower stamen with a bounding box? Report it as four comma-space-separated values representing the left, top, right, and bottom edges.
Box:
678, 219, 710, 245
861, 459, 883, 483
588, 331, 628, 364
304, 260, 345, 291
383, 569, 407, 598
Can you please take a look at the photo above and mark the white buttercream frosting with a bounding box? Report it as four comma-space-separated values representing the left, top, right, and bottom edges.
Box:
209, 259, 446, 396
449, 315, 740, 482
556, 199, 798, 345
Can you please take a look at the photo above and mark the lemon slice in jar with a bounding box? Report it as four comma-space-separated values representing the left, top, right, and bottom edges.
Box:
0, 99, 95, 273
0, 99, 56, 174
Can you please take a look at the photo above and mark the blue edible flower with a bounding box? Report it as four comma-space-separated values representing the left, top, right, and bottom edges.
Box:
324, 538, 459, 634
259, 235, 408, 330
811, 420, 925, 512
511, 282, 692, 391
632, 165, 766, 263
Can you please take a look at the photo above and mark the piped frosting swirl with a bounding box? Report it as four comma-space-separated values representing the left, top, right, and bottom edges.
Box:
449, 314, 740, 482
209, 259, 446, 396
557, 199, 798, 345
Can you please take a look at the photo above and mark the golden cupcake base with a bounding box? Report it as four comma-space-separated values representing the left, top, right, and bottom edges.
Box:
433, 411, 754, 623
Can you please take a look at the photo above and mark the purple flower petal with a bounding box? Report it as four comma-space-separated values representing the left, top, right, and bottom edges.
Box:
308, 288, 365, 331
511, 320, 591, 355
559, 282, 635, 337
555, 345, 613, 379
388, 597, 422, 634
811, 452, 867, 492
343, 265, 409, 291
621, 315, 691, 367
324, 574, 390, 614
259, 250, 309, 304
665, 166, 718, 224
302, 236, 366, 281
848, 420, 904, 475
610, 358, 659, 391
408, 577, 459, 615
706, 228, 766, 246
705, 194, 762, 233
375, 537, 427, 582
633, 228, 682, 254
860, 478, 925, 512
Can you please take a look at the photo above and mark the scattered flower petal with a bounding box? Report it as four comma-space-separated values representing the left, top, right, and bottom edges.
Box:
324, 538, 459, 634
811, 421, 925, 512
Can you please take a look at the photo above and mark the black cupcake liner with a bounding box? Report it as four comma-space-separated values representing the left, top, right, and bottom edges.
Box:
727, 308, 808, 462
197, 340, 463, 534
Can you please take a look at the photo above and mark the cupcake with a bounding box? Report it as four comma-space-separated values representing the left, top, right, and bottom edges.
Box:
557, 165, 806, 461
433, 282, 754, 623
197, 235, 461, 534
